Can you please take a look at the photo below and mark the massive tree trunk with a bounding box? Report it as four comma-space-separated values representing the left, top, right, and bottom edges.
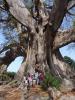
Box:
16, 25, 48, 80
17, 26, 75, 80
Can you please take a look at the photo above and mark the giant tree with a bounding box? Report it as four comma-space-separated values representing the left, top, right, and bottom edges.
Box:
0, 0, 75, 87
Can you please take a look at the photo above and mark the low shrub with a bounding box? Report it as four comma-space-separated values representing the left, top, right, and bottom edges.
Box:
0, 74, 10, 81
0, 72, 16, 81
42, 72, 61, 90
5, 72, 16, 79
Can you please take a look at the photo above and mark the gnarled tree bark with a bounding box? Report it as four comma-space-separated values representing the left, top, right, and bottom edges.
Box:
53, 29, 75, 50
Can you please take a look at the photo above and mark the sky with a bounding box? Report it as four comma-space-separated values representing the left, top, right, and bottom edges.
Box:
60, 43, 75, 60
7, 56, 24, 72
0, 1, 75, 72
0, 29, 6, 44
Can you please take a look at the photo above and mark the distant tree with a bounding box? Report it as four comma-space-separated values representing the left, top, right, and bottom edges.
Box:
73, 21, 75, 28
64, 56, 75, 70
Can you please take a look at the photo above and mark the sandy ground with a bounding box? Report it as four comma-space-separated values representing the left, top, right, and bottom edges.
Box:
0, 85, 75, 100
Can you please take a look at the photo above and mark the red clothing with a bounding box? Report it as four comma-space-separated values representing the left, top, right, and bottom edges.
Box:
39, 72, 44, 81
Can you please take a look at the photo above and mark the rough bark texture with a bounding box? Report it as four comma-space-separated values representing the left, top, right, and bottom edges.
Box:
6, 0, 35, 33
53, 29, 75, 50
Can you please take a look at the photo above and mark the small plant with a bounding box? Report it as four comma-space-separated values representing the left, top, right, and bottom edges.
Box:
42, 72, 61, 90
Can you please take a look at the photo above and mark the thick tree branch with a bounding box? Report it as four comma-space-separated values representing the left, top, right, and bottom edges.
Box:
0, 43, 18, 54
32, 0, 49, 26
0, 43, 26, 65
6, 0, 35, 34
49, 0, 71, 32
53, 29, 75, 50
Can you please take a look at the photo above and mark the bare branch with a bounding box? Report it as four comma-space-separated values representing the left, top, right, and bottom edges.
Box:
6, 0, 35, 34
0, 42, 26, 65
0, 43, 18, 54
67, 0, 75, 10
0, 18, 10, 22
53, 29, 75, 50
0, 5, 6, 10
67, 11, 75, 16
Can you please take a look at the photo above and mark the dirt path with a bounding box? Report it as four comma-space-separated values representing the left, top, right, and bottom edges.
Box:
0, 85, 21, 100
0, 85, 75, 100
56, 91, 75, 100
0, 85, 49, 100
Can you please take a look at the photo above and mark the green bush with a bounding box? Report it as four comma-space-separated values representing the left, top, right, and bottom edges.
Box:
42, 72, 61, 90
0, 74, 10, 81
0, 72, 16, 81
5, 72, 16, 79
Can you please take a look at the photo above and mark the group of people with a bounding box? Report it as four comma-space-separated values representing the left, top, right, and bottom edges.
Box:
23, 65, 44, 90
